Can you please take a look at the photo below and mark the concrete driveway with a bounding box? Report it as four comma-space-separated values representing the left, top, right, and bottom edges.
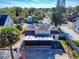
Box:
61, 27, 79, 40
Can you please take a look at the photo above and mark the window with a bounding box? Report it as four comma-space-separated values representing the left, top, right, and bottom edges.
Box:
53, 35, 55, 39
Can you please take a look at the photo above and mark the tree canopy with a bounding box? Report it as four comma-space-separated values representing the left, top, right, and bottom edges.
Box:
0, 27, 20, 48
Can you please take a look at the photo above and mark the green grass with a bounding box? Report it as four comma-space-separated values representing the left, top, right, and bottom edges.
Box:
73, 40, 79, 47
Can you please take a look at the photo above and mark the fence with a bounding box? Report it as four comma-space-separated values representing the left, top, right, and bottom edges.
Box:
0, 48, 18, 59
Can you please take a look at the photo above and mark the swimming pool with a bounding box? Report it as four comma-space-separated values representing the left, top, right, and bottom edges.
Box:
20, 41, 66, 59
22, 47, 65, 59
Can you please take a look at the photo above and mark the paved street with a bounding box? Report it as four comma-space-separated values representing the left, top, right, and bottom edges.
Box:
61, 27, 79, 40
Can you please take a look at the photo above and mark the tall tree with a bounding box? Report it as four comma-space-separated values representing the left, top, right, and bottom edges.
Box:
76, 6, 79, 13
52, 12, 63, 27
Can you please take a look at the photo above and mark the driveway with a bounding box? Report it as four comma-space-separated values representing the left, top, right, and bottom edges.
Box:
61, 27, 79, 40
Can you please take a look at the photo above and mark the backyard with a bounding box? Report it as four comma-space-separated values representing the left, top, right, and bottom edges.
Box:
20, 41, 68, 59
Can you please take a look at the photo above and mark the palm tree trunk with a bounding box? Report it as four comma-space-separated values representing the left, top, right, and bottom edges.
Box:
10, 44, 14, 59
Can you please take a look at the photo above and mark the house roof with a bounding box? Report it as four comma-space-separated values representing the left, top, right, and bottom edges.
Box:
0, 15, 8, 26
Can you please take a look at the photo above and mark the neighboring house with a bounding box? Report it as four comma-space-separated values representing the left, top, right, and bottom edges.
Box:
25, 16, 33, 24
43, 15, 51, 24
0, 15, 13, 26
67, 13, 79, 32
67, 12, 77, 22
25, 15, 37, 24
73, 18, 79, 33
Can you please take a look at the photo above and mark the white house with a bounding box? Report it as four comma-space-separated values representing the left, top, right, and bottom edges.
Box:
23, 23, 60, 40
0, 15, 13, 26
73, 18, 79, 33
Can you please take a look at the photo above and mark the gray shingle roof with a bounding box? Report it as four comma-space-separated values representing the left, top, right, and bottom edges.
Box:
0, 15, 8, 26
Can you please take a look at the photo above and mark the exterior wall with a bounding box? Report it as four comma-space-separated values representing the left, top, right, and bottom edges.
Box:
59, 33, 64, 37
26, 24, 35, 31
4, 16, 14, 26
0, 49, 18, 59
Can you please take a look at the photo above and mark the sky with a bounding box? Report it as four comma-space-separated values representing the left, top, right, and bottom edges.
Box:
0, 0, 79, 8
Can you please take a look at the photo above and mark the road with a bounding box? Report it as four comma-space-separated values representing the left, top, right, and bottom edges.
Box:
61, 27, 79, 40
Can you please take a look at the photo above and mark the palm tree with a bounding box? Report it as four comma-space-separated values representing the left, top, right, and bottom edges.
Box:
7, 31, 17, 59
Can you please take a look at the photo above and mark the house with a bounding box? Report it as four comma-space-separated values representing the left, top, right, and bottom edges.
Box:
68, 13, 79, 33
67, 13, 79, 29
25, 15, 37, 24
25, 16, 33, 24
22, 23, 61, 40
67, 12, 77, 22
73, 17, 79, 33
22, 24, 35, 36
0, 15, 13, 26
